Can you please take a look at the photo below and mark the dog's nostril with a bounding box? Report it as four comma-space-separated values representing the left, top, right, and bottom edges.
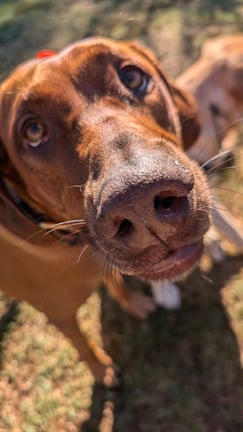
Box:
116, 218, 134, 238
154, 195, 175, 211
154, 193, 189, 219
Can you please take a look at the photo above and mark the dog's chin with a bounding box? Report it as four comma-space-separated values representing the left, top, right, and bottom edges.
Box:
141, 241, 204, 281
116, 241, 204, 281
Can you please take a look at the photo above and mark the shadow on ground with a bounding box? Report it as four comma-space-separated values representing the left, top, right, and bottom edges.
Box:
83, 254, 243, 432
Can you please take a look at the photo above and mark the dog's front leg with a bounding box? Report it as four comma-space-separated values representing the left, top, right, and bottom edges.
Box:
49, 313, 117, 386
104, 270, 156, 319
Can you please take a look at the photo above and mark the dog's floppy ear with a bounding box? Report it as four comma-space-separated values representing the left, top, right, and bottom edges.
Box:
0, 136, 11, 176
168, 82, 201, 150
124, 41, 201, 150
0, 91, 11, 176
0, 55, 48, 177
0, 143, 7, 169
0, 96, 9, 175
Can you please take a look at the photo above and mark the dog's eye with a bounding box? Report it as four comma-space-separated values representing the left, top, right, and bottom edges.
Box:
23, 121, 50, 148
119, 66, 149, 93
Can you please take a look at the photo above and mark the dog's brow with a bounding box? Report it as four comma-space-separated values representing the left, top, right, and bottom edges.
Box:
18, 90, 73, 116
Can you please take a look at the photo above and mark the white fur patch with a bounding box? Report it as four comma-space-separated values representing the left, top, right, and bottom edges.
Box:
150, 280, 182, 310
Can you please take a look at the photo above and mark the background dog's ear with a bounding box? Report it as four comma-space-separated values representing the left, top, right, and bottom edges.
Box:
169, 83, 201, 150
123, 41, 200, 150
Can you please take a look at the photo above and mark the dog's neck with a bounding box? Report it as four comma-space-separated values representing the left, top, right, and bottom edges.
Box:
3, 178, 46, 225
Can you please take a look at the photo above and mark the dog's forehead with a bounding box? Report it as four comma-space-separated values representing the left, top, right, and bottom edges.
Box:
56, 38, 159, 74
13, 39, 163, 104
1, 38, 163, 102
0, 38, 180, 138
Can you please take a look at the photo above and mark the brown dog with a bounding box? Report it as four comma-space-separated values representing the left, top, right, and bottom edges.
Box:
0, 37, 210, 385
176, 33, 243, 251
177, 33, 243, 167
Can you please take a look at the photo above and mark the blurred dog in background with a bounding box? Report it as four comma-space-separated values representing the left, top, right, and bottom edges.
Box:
152, 34, 243, 309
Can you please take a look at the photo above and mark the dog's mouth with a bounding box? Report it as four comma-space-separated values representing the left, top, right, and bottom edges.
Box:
137, 240, 204, 281
110, 240, 203, 281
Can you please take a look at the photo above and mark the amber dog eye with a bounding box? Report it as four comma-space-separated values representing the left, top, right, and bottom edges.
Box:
119, 66, 149, 93
22, 121, 50, 148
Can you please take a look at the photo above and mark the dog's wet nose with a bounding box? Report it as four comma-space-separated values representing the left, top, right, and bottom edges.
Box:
97, 161, 194, 250
113, 190, 190, 244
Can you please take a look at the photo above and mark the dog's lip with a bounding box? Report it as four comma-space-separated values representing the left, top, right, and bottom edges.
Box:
137, 241, 204, 281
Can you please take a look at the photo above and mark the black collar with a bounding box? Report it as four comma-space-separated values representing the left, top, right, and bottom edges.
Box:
2, 180, 85, 246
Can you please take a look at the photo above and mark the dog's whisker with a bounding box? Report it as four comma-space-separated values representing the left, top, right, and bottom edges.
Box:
200, 271, 214, 284
41, 219, 86, 229
104, 250, 121, 290
112, 258, 120, 290
192, 133, 223, 162
51, 227, 84, 243
77, 244, 89, 264
20, 220, 86, 244
201, 149, 234, 169
207, 165, 240, 176
222, 117, 243, 130
209, 205, 243, 219
20, 227, 51, 244
205, 156, 236, 174
43, 221, 86, 236
107, 257, 115, 286
102, 251, 115, 286
192, 117, 243, 163
207, 157, 236, 172
101, 254, 109, 285
65, 184, 85, 190
214, 187, 243, 197
102, 258, 109, 286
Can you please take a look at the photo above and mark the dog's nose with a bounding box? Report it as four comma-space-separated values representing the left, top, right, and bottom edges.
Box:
96, 155, 194, 250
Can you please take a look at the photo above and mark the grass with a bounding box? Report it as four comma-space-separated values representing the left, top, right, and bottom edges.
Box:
0, 0, 243, 431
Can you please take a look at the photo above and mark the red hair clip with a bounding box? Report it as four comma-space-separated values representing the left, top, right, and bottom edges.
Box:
35, 49, 56, 59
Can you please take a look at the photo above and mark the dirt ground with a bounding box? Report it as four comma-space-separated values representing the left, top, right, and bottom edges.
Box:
0, 1, 243, 431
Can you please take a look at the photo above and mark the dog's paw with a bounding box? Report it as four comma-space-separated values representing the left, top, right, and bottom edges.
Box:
150, 280, 182, 310
91, 363, 120, 388
102, 364, 120, 388
88, 349, 120, 388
